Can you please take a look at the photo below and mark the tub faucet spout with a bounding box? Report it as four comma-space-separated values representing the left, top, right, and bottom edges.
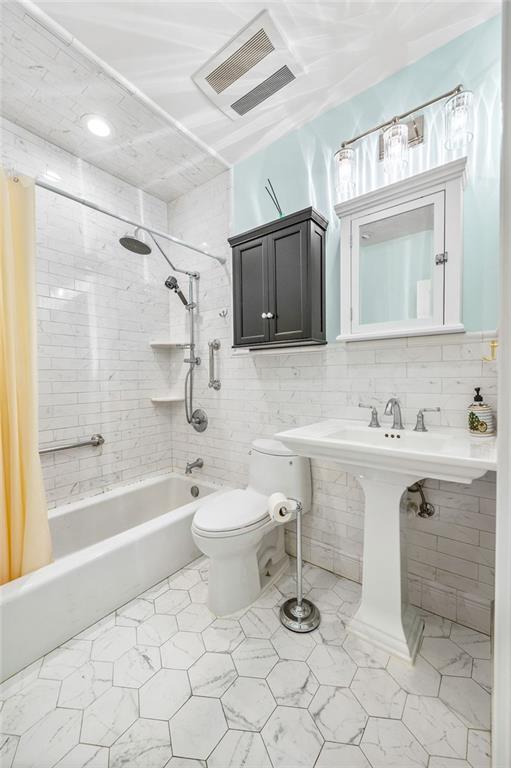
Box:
186, 458, 203, 475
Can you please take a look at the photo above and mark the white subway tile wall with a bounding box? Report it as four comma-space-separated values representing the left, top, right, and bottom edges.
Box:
1, 118, 174, 507
167, 170, 497, 634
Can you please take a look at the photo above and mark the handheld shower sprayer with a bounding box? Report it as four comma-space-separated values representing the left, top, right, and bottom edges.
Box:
165, 275, 190, 308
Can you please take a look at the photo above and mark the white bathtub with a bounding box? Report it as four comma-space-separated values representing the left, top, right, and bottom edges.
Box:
0, 473, 223, 682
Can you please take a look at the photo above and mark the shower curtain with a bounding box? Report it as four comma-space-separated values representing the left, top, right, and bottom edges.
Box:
0, 168, 52, 584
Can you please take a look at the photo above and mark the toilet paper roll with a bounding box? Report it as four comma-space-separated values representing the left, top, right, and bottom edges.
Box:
268, 492, 294, 524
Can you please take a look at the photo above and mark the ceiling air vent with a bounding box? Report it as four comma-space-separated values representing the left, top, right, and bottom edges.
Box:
193, 10, 303, 120
206, 29, 274, 94
231, 65, 296, 116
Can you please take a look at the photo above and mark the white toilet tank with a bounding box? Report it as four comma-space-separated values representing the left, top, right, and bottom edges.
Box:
248, 439, 311, 511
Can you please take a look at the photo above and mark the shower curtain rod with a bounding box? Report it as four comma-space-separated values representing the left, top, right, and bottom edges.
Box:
35, 178, 226, 265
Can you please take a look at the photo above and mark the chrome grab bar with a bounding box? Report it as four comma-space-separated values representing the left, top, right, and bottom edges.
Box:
208, 339, 221, 391
39, 433, 105, 455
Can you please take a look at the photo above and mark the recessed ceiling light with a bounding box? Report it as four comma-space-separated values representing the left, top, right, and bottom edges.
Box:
82, 114, 112, 138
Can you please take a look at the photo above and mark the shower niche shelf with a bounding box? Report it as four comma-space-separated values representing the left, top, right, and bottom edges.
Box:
151, 394, 185, 404
150, 340, 188, 349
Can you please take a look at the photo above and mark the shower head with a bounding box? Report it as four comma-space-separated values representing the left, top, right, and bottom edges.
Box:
119, 228, 152, 255
165, 275, 190, 307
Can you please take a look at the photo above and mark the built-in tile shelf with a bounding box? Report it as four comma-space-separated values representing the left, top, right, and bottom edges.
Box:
151, 394, 185, 404
150, 341, 188, 349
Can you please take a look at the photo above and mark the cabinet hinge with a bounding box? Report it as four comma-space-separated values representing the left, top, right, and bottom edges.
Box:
435, 251, 448, 265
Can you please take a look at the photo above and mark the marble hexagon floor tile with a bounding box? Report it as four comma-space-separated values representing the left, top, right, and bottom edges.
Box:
208, 730, 272, 768
0, 555, 493, 768
57, 660, 112, 709
309, 685, 367, 744
231, 638, 279, 678
267, 660, 318, 707
262, 706, 323, 768
360, 717, 429, 768
109, 717, 172, 768
139, 668, 191, 719
188, 652, 237, 697
402, 694, 468, 758
221, 676, 276, 731
170, 696, 227, 760
351, 668, 407, 719
12, 708, 81, 768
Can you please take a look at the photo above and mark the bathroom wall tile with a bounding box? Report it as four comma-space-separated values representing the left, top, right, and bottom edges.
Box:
1, 119, 173, 510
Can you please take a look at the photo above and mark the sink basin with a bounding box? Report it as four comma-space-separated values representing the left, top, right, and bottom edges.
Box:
275, 419, 496, 663
276, 419, 496, 484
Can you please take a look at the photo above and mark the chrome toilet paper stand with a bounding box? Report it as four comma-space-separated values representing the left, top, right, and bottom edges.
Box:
280, 500, 321, 633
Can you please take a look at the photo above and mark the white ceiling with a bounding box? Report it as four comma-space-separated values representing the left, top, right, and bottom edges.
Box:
1, 0, 500, 201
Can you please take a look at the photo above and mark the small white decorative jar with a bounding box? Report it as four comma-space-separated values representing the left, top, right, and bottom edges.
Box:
468, 387, 495, 437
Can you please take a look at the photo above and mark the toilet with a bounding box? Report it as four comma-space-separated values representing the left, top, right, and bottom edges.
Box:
192, 439, 311, 616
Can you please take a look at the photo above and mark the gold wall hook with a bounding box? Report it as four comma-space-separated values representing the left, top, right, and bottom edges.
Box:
482, 340, 498, 362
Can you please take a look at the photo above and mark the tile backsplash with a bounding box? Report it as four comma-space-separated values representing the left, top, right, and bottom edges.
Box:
167, 170, 497, 633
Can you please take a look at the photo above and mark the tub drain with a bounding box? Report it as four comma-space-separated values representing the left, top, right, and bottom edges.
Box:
190, 485, 200, 498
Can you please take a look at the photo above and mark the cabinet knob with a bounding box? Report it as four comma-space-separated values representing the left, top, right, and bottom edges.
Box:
266, 312, 274, 319
261, 312, 268, 319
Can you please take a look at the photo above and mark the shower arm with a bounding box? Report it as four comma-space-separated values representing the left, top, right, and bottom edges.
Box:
34, 178, 226, 265
145, 231, 199, 279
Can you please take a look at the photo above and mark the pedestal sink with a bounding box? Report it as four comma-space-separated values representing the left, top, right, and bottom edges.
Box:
275, 420, 496, 663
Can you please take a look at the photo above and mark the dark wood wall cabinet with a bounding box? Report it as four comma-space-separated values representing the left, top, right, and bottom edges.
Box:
229, 207, 328, 349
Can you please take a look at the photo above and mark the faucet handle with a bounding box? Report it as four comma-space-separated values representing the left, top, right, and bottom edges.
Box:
413, 407, 440, 432
358, 403, 381, 428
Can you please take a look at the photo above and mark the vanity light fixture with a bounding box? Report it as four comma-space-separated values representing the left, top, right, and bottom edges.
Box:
335, 84, 473, 198
444, 89, 474, 150
82, 114, 112, 138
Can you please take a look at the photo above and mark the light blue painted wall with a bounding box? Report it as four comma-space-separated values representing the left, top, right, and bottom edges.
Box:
232, 17, 501, 339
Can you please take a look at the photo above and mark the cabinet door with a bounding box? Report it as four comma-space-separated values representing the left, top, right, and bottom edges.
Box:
267, 222, 309, 343
232, 237, 270, 346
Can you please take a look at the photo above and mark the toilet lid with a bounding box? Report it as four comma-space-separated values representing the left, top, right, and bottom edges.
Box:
193, 488, 269, 533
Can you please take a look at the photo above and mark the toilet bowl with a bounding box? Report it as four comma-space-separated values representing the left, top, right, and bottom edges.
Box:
192, 439, 311, 616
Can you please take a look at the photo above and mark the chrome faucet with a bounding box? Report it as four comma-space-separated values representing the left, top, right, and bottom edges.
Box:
384, 398, 404, 430
185, 458, 203, 475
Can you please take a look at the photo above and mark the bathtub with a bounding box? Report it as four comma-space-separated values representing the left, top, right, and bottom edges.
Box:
0, 473, 224, 682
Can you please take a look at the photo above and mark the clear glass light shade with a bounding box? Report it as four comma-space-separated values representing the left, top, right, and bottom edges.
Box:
336, 147, 356, 200
383, 123, 409, 181
444, 90, 474, 150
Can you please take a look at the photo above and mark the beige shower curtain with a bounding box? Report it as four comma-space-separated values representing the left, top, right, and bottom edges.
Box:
0, 168, 52, 584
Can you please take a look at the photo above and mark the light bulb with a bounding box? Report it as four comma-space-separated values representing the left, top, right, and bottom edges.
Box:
445, 90, 473, 150
336, 147, 356, 200
383, 122, 409, 182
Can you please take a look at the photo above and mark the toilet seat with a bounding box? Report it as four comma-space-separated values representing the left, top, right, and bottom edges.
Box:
192, 488, 270, 537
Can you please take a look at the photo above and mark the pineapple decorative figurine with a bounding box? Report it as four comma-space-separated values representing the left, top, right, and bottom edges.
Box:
468, 387, 495, 437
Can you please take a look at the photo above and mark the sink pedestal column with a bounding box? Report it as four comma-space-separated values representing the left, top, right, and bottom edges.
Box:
349, 471, 424, 664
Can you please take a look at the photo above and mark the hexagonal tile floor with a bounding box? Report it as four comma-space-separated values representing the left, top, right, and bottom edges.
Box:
0, 557, 491, 767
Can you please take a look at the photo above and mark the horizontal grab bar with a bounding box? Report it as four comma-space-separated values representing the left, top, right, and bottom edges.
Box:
39, 433, 105, 455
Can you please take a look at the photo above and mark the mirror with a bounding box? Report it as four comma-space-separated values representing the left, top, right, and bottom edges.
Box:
358, 203, 434, 326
